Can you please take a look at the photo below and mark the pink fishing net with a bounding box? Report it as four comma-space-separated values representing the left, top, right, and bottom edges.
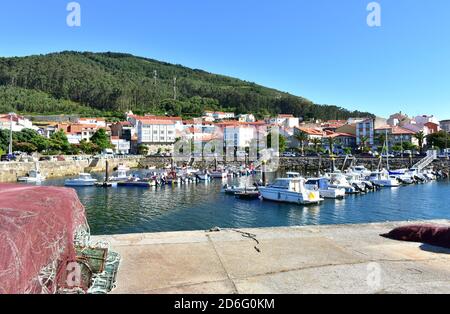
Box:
0, 184, 87, 294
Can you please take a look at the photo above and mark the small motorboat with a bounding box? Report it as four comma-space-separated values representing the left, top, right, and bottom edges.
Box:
196, 171, 210, 181
235, 190, 260, 200
65, 173, 98, 187
222, 184, 258, 195
18, 170, 46, 183
327, 173, 358, 194
368, 170, 401, 187
305, 178, 346, 199
209, 170, 228, 179
109, 167, 131, 182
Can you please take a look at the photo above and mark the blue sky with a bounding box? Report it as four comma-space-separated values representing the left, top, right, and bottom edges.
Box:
1, 0, 449, 119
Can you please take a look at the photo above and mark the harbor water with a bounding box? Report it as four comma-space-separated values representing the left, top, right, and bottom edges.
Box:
40, 171, 450, 235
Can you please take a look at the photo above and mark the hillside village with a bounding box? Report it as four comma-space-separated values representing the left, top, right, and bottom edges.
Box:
1, 110, 449, 158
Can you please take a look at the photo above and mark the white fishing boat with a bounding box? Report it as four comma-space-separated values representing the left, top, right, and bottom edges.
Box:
65, 173, 98, 187
209, 170, 228, 179
109, 166, 131, 182
196, 171, 210, 181
348, 165, 372, 178
305, 178, 346, 199
327, 173, 358, 194
259, 177, 323, 205
388, 169, 415, 185
345, 173, 373, 192
368, 170, 401, 187
17, 169, 46, 183
222, 184, 258, 195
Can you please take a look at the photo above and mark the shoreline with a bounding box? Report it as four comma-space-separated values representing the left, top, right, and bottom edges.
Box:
1, 156, 449, 183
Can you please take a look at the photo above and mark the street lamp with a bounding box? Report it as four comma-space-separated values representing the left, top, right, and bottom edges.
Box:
8, 112, 16, 155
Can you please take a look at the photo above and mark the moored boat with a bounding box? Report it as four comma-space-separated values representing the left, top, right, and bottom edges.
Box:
305, 178, 346, 199
368, 170, 401, 187
259, 177, 323, 205
18, 169, 46, 183
65, 173, 98, 187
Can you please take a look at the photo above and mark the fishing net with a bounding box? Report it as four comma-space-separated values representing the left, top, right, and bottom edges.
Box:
0, 184, 88, 294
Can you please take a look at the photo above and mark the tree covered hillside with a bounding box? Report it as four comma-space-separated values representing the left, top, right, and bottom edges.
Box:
0, 51, 373, 119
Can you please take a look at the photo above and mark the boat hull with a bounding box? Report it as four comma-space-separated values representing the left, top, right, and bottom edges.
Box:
259, 187, 322, 205
64, 180, 97, 187
319, 188, 346, 199
371, 179, 401, 187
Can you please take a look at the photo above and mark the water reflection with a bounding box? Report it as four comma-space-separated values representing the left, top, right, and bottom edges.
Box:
34, 171, 450, 235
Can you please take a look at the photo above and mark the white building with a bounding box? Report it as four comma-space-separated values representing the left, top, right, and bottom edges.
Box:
269, 114, 300, 129
204, 111, 235, 121
76, 118, 107, 128
0, 114, 37, 132
238, 114, 256, 123
136, 117, 177, 154
223, 125, 256, 148
414, 115, 440, 126
111, 136, 131, 154
440, 120, 450, 133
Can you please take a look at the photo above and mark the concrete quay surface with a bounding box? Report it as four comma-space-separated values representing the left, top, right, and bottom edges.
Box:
92, 220, 450, 294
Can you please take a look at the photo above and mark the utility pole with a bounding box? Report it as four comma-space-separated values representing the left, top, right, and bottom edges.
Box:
173, 77, 177, 101
153, 70, 158, 85
8, 112, 15, 155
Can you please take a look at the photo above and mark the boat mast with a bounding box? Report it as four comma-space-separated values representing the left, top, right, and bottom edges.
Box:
385, 129, 389, 171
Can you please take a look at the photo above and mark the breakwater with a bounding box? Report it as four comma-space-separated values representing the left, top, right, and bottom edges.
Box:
139, 156, 450, 174
0, 157, 142, 182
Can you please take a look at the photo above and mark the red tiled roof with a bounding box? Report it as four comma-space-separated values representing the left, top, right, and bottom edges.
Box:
375, 125, 415, 135
297, 127, 324, 136
138, 119, 176, 125
278, 114, 295, 118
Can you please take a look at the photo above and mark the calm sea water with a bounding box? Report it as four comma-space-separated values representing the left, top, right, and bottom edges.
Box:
40, 171, 450, 235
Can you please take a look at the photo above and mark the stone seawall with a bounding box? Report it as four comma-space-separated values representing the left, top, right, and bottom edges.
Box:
139, 156, 450, 175
0, 157, 142, 182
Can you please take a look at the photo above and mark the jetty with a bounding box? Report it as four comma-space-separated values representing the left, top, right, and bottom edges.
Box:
92, 220, 450, 294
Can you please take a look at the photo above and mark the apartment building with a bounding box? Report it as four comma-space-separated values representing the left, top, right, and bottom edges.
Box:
355, 117, 387, 148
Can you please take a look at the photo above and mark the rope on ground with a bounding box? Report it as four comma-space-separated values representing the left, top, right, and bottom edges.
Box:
232, 230, 261, 253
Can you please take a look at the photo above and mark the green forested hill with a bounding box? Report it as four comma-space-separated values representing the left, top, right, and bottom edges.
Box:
0, 51, 373, 119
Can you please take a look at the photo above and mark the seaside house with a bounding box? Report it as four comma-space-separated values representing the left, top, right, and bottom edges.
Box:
355, 117, 387, 149
0, 114, 37, 132
374, 125, 417, 149
203, 111, 235, 121
268, 114, 300, 129
238, 114, 256, 123
133, 116, 177, 155
56, 122, 109, 144
110, 136, 131, 155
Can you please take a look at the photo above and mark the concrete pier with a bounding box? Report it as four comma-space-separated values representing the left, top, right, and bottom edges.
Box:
92, 220, 450, 294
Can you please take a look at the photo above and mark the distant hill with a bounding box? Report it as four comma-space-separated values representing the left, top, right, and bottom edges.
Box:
0, 51, 374, 120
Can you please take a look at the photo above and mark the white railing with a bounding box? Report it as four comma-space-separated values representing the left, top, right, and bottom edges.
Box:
412, 150, 437, 171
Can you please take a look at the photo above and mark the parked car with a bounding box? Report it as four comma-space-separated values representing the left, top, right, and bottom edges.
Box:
282, 152, 297, 157
39, 156, 57, 162
1, 154, 17, 162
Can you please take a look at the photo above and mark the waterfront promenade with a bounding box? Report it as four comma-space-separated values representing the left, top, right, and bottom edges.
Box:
93, 220, 450, 294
